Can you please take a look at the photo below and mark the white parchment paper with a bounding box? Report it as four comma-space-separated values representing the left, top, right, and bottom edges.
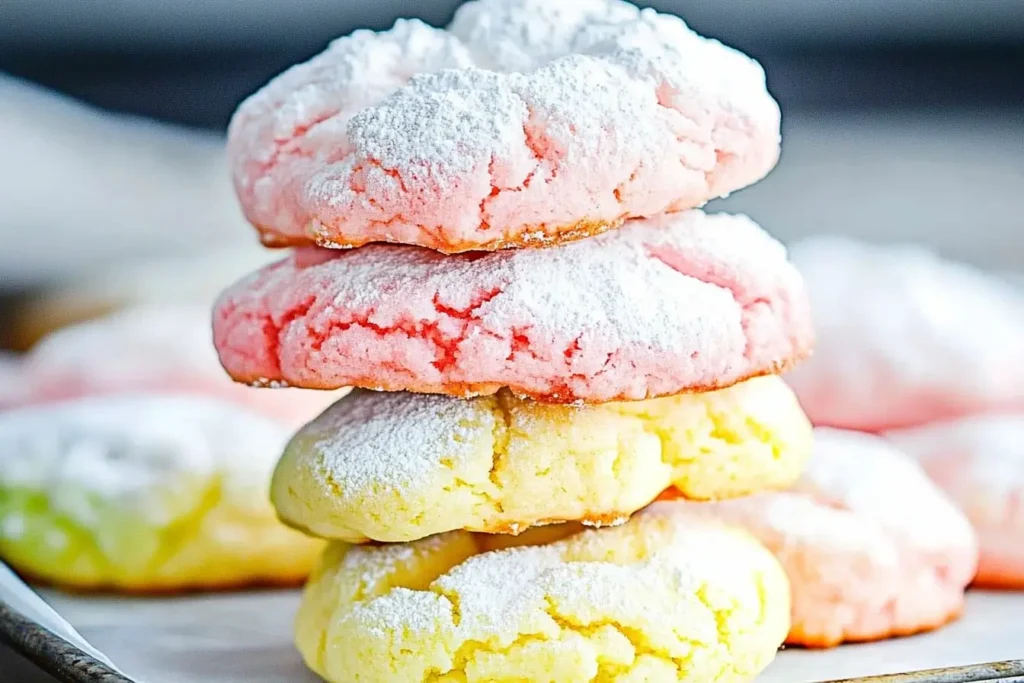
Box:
4, 562, 1023, 682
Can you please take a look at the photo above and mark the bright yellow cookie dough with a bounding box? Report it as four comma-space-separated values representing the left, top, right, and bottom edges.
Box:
272, 375, 812, 543
295, 502, 790, 683
0, 394, 322, 592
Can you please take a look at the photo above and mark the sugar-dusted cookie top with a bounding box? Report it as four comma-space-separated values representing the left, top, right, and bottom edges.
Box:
689, 428, 978, 647
230, 0, 780, 253
0, 353, 25, 407
0, 394, 322, 591
294, 504, 789, 683
888, 414, 1024, 589
272, 376, 811, 543
8, 306, 346, 425
213, 211, 813, 403
786, 236, 1024, 431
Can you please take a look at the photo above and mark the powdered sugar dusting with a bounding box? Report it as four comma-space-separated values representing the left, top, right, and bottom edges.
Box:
448, 0, 639, 71
229, 18, 473, 239
229, 0, 780, 251
0, 394, 291, 528
694, 428, 976, 556
888, 415, 1024, 495
0, 352, 25, 407
887, 415, 1024, 540
214, 210, 813, 402
886, 415, 1024, 587
793, 428, 975, 552
688, 428, 979, 646
23, 306, 218, 388
272, 375, 809, 542
9, 305, 346, 425
294, 389, 490, 499
786, 236, 1024, 431
317, 506, 784, 666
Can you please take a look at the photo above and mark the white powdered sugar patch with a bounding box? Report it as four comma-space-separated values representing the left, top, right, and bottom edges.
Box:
430, 543, 565, 634
229, 18, 473, 192
351, 0, 774, 175
886, 417, 1024, 585
448, 0, 772, 121
23, 305, 219, 386
448, 0, 639, 71
297, 390, 491, 500
372, 507, 765, 647
791, 428, 976, 553
0, 352, 25, 407
785, 236, 1024, 428
356, 506, 761, 641
888, 415, 1024, 497
16, 304, 348, 425
0, 394, 290, 527
1, 512, 26, 540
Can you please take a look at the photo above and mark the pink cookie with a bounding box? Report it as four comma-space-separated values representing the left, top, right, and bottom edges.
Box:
682, 428, 978, 647
229, 0, 780, 253
785, 237, 1024, 432
7, 306, 345, 426
213, 210, 812, 403
0, 353, 26, 407
888, 415, 1024, 589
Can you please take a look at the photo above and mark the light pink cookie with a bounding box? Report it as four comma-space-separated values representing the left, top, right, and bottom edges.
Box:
785, 237, 1024, 431
0, 353, 26, 407
681, 428, 978, 647
213, 210, 812, 403
7, 306, 345, 426
229, 0, 780, 253
887, 415, 1024, 589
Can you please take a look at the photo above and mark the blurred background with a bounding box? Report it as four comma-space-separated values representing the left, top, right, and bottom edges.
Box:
0, 0, 1022, 348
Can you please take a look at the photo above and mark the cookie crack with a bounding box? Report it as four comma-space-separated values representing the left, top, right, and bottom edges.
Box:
644, 244, 774, 361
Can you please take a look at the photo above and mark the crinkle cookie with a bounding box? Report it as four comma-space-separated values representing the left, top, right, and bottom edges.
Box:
214, 211, 812, 403
786, 236, 1024, 431
272, 375, 811, 543
229, 0, 780, 252
10, 245, 279, 349
0, 353, 25, 407
676, 428, 978, 647
888, 415, 1024, 589
7, 305, 346, 425
0, 395, 323, 592
294, 503, 789, 683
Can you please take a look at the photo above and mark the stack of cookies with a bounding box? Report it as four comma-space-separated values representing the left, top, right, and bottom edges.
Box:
212, 1, 816, 680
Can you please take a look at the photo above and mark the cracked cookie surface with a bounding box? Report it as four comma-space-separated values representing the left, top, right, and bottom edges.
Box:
229, 0, 780, 252
294, 502, 789, 683
0, 394, 322, 592
675, 428, 979, 647
272, 375, 811, 543
888, 415, 1024, 589
214, 210, 812, 403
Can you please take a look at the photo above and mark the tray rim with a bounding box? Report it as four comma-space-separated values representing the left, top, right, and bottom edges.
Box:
0, 601, 130, 683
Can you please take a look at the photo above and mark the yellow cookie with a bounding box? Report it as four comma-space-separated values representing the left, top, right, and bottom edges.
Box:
295, 502, 790, 683
272, 375, 812, 543
0, 394, 322, 592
